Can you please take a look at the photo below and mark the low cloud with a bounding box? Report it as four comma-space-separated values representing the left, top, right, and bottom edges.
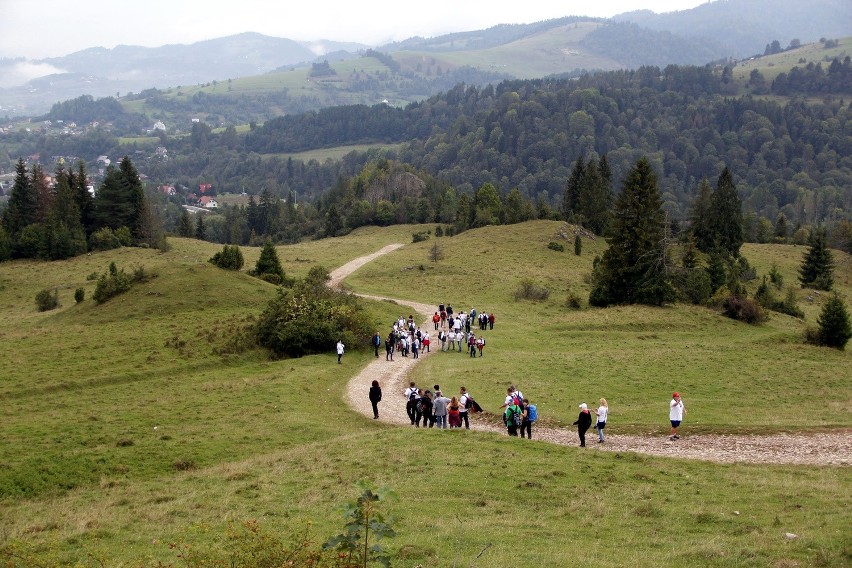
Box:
0, 60, 66, 87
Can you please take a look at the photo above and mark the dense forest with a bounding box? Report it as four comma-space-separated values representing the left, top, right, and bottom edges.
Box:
2, 62, 851, 253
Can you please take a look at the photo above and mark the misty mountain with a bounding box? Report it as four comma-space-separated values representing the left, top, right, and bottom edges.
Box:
613, 0, 852, 57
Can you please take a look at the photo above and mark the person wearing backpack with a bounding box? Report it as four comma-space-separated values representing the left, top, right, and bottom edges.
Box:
418, 390, 434, 428
520, 398, 537, 439
404, 382, 419, 425
504, 402, 522, 436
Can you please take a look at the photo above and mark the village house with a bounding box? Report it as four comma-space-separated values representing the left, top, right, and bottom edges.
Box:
199, 196, 218, 209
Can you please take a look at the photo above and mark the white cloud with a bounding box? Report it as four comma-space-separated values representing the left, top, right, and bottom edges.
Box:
0, 61, 66, 87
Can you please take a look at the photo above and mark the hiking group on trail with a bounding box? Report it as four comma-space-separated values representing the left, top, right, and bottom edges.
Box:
358, 302, 687, 445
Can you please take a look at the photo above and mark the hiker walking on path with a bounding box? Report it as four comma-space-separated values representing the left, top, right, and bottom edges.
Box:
404, 382, 419, 425
592, 398, 608, 443
520, 398, 535, 439
368, 380, 382, 419
419, 390, 434, 428
670, 392, 685, 441
336, 339, 345, 364
385, 335, 394, 361
574, 403, 592, 447
504, 400, 522, 436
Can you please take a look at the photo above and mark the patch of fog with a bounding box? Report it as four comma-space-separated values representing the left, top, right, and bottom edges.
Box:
306, 42, 327, 56
0, 61, 66, 86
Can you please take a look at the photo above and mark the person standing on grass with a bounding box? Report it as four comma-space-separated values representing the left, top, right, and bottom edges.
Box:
448, 396, 462, 428
419, 390, 434, 428
372, 331, 381, 358
488, 312, 495, 330
459, 387, 472, 429
336, 339, 345, 364
670, 392, 685, 441
592, 398, 608, 443
433, 391, 450, 429
573, 403, 592, 447
369, 380, 382, 419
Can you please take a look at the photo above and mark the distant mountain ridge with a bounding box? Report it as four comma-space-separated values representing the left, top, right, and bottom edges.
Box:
0, 0, 849, 117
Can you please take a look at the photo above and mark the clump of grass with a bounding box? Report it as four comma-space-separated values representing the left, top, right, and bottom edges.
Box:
514, 278, 550, 301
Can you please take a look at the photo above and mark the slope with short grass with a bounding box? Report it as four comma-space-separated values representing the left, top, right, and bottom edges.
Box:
0, 221, 849, 566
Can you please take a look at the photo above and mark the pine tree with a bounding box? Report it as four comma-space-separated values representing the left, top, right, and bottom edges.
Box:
254, 241, 285, 283
195, 214, 206, 240
72, 160, 95, 236
576, 157, 612, 235
178, 210, 193, 237
119, 156, 145, 240
31, 163, 54, 223
589, 157, 674, 307
709, 167, 743, 257
2, 159, 37, 237
798, 227, 835, 290
815, 293, 851, 349
325, 205, 343, 237
689, 178, 714, 252
44, 168, 87, 260
562, 155, 584, 221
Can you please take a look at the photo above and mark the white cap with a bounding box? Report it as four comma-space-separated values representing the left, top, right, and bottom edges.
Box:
579, 403, 588, 410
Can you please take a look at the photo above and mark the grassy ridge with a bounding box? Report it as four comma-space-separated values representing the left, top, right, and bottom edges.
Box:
0, 222, 850, 566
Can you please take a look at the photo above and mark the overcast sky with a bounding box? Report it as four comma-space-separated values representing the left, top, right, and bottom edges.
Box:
0, 0, 708, 60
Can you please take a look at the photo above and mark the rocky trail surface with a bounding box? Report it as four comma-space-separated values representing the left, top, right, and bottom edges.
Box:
332, 246, 851, 467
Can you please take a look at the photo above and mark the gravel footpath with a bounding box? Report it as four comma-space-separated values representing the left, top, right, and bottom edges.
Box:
334, 246, 852, 467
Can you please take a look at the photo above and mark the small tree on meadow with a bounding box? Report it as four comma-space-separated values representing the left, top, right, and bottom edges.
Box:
798, 227, 834, 291
812, 293, 851, 349
253, 241, 285, 284
574, 234, 582, 256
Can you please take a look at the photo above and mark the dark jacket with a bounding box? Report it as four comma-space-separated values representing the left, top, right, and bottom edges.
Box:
573, 410, 592, 430
369, 386, 382, 403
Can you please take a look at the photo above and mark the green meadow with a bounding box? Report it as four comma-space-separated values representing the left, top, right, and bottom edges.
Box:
0, 221, 849, 566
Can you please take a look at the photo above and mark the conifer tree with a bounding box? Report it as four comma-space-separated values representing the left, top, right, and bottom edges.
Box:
31, 163, 53, 224
815, 293, 851, 349
689, 178, 714, 252
798, 226, 834, 290
195, 214, 206, 240
589, 157, 674, 306
178, 210, 193, 237
72, 160, 95, 236
254, 241, 285, 283
709, 167, 743, 257
562, 155, 584, 221
2, 159, 37, 238
576, 157, 612, 235
44, 168, 87, 259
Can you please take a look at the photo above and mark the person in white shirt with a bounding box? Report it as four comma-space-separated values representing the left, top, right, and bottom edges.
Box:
669, 392, 685, 440
459, 386, 472, 429
336, 340, 345, 364
592, 398, 608, 443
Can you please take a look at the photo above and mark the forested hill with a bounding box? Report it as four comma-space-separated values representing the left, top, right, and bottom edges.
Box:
240, 63, 851, 226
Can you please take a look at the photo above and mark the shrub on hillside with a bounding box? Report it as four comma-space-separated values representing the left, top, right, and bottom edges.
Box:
547, 241, 564, 252
673, 269, 712, 305
92, 262, 131, 304
35, 288, 59, 312
722, 294, 767, 324
209, 244, 245, 270
89, 227, 122, 251
255, 266, 372, 358
74, 288, 85, 303
250, 241, 286, 285
514, 278, 550, 301
412, 231, 430, 243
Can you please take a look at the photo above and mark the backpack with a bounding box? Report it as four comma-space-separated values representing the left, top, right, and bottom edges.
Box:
463, 395, 473, 409
512, 393, 523, 407
408, 389, 418, 402
527, 404, 538, 422
505, 405, 522, 427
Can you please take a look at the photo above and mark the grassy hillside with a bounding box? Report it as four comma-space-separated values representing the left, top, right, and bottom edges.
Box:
731, 36, 852, 91
1, 223, 849, 566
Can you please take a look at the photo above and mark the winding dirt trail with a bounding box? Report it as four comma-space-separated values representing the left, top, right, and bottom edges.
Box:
333, 246, 852, 467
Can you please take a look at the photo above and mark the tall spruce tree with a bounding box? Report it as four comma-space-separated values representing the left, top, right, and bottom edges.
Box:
798, 226, 834, 290
72, 160, 95, 237
254, 241, 285, 283
562, 155, 584, 221
44, 168, 87, 260
708, 167, 743, 257
589, 157, 674, 306
689, 178, 714, 252
576, 157, 612, 235
2, 159, 37, 238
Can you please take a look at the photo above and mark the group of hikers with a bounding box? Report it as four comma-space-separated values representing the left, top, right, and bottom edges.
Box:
371, 305, 496, 361
402, 382, 483, 429
363, 305, 687, 445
